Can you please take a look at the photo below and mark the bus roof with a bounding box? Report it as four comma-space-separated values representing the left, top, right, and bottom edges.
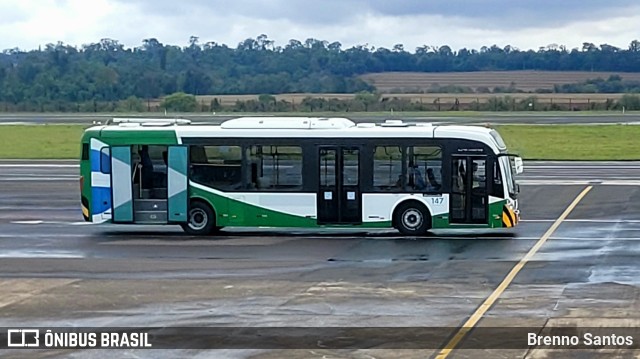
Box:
86, 117, 505, 153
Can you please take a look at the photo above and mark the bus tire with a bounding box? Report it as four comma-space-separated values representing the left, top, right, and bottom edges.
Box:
394, 201, 431, 236
181, 201, 216, 235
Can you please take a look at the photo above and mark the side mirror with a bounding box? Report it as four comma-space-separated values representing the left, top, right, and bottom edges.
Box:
514, 157, 524, 174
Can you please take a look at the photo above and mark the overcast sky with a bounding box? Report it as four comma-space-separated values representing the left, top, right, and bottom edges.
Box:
1, 0, 639, 52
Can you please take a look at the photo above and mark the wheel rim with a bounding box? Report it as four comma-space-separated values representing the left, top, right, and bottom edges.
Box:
188, 208, 208, 231
402, 208, 423, 230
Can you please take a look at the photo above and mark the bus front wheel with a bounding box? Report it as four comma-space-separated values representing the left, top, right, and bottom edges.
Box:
181, 201, 216, 235
394, 202, 431, 236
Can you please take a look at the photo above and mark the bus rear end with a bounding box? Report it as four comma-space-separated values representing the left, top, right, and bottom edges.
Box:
80, 129, 113, 223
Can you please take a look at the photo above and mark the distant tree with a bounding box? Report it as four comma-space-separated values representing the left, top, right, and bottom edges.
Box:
210, 98, 222, 111
120, 96, 145, 112
161, 92, 197, 112
619, 94, 640, 110
392, 44, 405, 52
327, 41, 342, 52
582, 42, 597, 52
188, 36, 199, 48
354, 91, 380, 111
600, 44, 619, 52
258, 94, 276, 111
439, 45, 453, 56
4, 35, 640, 111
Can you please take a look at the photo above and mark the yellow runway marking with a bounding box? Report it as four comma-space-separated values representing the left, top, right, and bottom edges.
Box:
435, 185, 593, 358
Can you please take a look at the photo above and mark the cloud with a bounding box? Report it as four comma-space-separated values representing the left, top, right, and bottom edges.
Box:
368, 0, 638, 27
0, 0, 130, 50
0, 2, 30, 25
117, 0, 639, 29
0, 0, 639, 52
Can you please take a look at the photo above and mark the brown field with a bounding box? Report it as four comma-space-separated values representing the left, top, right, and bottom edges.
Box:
359, 70, 640, 92
192, 92, 629, 111
153, 70, 640, 111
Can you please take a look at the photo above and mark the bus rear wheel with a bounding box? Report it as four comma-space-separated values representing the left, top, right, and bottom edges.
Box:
394, 202, 431, 236
181, 201, 216, 235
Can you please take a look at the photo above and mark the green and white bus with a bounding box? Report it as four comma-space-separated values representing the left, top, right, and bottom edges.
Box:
80, 117, 523, 235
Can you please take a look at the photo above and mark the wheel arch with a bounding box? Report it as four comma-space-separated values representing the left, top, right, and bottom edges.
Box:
187, 196, 218, 223
391, 198, 433, 229
188, 195, 217, 217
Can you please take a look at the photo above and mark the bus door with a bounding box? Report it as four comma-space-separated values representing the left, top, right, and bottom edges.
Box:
167, 146, 188, 222
450, 156, 488, 224
111, 146, 134, 222
128, 145, 187, 224
317, 147, 362, 224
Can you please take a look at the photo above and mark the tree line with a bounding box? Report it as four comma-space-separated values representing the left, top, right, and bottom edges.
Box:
1, 35, 640, 111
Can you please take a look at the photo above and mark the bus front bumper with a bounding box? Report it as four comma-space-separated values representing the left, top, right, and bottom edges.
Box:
502, 204, 519, 228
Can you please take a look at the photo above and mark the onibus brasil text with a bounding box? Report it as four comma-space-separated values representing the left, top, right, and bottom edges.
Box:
14, 330, 152, 348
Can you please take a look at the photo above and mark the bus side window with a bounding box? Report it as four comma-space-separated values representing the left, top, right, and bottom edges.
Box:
426, 168, 441, 190
410, 146, 442, 192
190, 145, 208, 164
247, 145, 302, 190
373, 146, 403, 191
189, 145, 242, 190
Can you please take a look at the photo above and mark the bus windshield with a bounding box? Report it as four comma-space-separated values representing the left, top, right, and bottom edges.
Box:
500, 155, 517, 197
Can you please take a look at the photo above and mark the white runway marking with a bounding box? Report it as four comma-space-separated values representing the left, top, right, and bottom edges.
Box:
0, 178, 77, 181
0, 234, 89, 238
0, 250, 84, 258
525, 165, 640, 169
519, 180, 640, 185
0, 164, 78, 168
10, 220, 92, 225
549, 237, 640, 241
522, 219, 640, 223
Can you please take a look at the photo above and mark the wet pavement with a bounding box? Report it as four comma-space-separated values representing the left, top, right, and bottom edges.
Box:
0, 162, 640, 358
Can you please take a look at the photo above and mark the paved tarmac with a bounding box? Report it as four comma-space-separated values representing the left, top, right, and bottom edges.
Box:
0, 161, 640, 358
2, 113, 640, 125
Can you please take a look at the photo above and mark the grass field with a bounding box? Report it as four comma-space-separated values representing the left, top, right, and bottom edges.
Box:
495, 124, 640, 160
1, 123, 639, 160
0, 125, 85, 159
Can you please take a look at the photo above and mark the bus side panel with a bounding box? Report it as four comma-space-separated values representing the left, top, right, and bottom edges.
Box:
189, 183, 318, 228
227, 193, 317, 227
90, 138, 111, 223
361, 193, 449, 228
